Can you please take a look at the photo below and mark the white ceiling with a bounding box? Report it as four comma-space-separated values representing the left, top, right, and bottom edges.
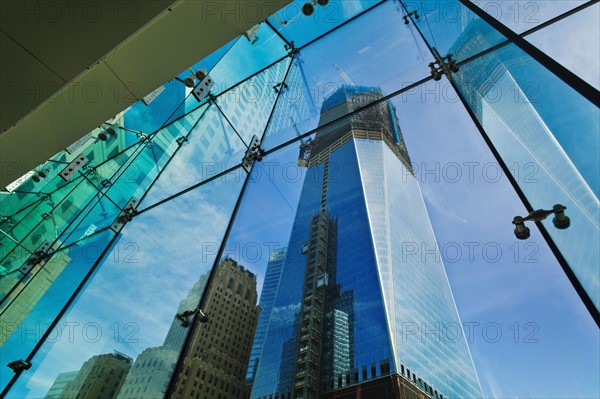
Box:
0, 0, 291, 187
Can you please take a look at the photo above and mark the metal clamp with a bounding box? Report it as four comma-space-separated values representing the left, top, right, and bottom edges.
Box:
402, 10, 419, 24
192, 74, 216, 102
513, 204, 570, 240
175, 308, 209, 328
242, 136, 266, 173
109, 197, 139, 234
59, 155, 89, 181
20, 241, 52, 275
284, 41, 299, 55
429, 49, 460, 81
274, 82, 288, 93
7, 360, 32, 373
244, 25, 260, 44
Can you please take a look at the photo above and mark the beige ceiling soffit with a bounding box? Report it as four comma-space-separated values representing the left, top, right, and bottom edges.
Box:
0, 0, 291, 188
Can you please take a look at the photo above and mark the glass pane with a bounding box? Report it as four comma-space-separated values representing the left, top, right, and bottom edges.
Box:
0, 176, 108, 268
4, 123, 143, 208
452, 41, 599, 310
164, 23, 288, 127
526, 3, 600, 90
174, 37, 238, 83
263, 0, 431, 150
470, 0, 588, 33
0, 229, 116, 393
3, 171, 245, 398
0, 191, 41, 220
391, 77, 599, 399
405, 0, 506, 62
119, 79, 189, 135
141, 104, 247, 208
267, 0, 384, 47
217, 57, 292, 145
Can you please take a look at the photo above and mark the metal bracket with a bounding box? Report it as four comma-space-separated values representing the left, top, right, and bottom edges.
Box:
242, 136, 266, 173
274, 82, 288, 93
136, 132, 150, 142
109, 197, 139, 234
513, 204, 570, 240
175, 308, 209, 328
59, 155, 89, 181
429, 48, 459, 81
402, 10, 419, 24
284, 41, 298, 55
20, 241, 52, 275
244, 24, 260, 44
7, 359, 32, 373
192, 75, 215, 102
0, 215, 13, 227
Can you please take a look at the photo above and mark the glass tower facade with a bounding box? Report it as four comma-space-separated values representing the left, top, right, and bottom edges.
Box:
250, 86, 481, 399
247, 245, 288, 386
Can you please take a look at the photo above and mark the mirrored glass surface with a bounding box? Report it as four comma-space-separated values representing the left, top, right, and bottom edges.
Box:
164, 23, 288, 127
3, 172, 245, 398
141, 104, 247, 208
452, 40, 600, 311
465, 0, 588, 34
526, 2, 600, 90
267, 0, 384, 47
391, 78, 599, 399
262, 0, 432, 150
0, 229, 116, 393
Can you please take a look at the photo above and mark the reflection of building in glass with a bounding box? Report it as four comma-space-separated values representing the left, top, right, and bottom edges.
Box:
0, 112, 132, 348
59, 351, 132, 399
450, 20, 599, 311
44, 371, 78, 399
0, 250, 70, 346
171, 258, 260, 399
251, 86, 482, 399
116, 346, 179, 399
164, 273, 210, 351
116, 271, 210, 399
247, 245, 288, 386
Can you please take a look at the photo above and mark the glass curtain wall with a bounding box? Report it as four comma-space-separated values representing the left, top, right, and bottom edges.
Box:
1, 1, 598, 398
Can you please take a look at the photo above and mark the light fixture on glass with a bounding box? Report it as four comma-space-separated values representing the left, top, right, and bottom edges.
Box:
512, 204, 570, 240
302, 0, 329, 17
184, 68, 208, 88
97, 126, 117, 141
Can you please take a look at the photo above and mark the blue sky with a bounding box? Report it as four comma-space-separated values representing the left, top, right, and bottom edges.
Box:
4, 1, 599, 398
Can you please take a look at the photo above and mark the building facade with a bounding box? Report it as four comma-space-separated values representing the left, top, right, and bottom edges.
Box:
250, 86, 482, 399
59, 351, 132, 399
171, 258, 260, 399
247, 246, 288, 386
44, 371, 78, 399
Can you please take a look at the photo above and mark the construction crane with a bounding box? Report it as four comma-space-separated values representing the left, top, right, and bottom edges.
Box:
332, 64, 355, 85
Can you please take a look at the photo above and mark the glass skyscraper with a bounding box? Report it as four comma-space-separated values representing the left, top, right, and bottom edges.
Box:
250, 86, 482, 399
247, 245, 288, 386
